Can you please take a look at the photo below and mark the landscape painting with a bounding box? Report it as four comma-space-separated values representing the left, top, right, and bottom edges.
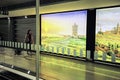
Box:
96, 7, 120, 63
41, 11, 87, 57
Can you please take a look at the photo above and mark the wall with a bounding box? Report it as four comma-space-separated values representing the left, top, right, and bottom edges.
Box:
0, 19, 9, 40
15, 17, 36, 42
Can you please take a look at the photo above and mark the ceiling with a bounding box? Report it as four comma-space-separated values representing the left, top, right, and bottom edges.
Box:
0, 0, 78, 10
0, 0, 34, 7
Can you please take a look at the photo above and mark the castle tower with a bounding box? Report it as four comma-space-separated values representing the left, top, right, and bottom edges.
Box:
100, 27, 102, 32
99, 26, 102, 32
72, 23, 78, 37
117, 23, 120, 35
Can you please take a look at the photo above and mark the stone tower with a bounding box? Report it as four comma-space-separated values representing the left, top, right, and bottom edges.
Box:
117, 23, 120, 35
72, 23, 78, 37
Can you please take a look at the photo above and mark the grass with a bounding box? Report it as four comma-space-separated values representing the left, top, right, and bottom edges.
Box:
96, 33, 120, 63
42, 36, 86, 57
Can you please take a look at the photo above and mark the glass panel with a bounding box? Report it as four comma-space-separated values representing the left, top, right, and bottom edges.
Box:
102, 53, 107, 61
62, 47, 65, 54
12, 42, 14, 47
51, 46, 54, 53
67, 48, 70, 55
56, 47, 59, 54
18, 42, 20, 48
5, 41, 7, 46
111, 54, 116, 62
21, 43, 23, 49
4, 46, 14, 65
15, 42, 18, 48
80, 49, 83, 57
24, 43, 26, 49
94, 51, 98, 60
2, 41, 36, 76
31, 44, 35, 51
73, 49, 77, 56
9, 41, 12, 47
7, 41, 10, 47
0, 46, 5, 63
41, 45, 45, 51
70, 49, 73, 56
46, 46, 49, 52
87, 50, 91, 59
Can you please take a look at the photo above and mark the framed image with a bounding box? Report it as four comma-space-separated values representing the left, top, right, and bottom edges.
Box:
96, 7, 120, 63
41, 10, 87, 57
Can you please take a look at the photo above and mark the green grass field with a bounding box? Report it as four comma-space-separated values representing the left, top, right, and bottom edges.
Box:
42, 36, 86, 57
96, 33, 120, 63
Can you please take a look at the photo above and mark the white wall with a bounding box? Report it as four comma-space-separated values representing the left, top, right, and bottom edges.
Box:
4, 0, 120, 17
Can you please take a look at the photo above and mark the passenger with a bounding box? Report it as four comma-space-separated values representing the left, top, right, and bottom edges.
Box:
24, 29, 34, 55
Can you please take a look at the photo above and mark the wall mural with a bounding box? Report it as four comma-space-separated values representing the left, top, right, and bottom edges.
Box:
41, 11, 87, 57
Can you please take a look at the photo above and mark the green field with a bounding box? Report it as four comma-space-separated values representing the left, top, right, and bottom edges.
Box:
42, 36, 86, 57
96, 33, 120, 63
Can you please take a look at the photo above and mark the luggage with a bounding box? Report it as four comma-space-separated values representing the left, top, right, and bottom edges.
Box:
15, 49, 21, 55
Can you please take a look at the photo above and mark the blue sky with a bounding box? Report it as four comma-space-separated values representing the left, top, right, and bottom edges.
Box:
42, 10, 87, 35
96, 7, 120, 33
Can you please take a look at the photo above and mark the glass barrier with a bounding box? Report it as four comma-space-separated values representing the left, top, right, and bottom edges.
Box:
0, 45, 5, 63
40, 44, 86, 58
1, 40, 119, 64
94, 50, 120, 63
1, 40, 120, 80
0, 40, 36, 74
67, 48, 71, 55
86, 50, 91, 59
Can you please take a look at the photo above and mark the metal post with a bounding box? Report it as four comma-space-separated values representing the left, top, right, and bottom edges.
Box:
36, 0, 40, 80
8, 17, 10, 41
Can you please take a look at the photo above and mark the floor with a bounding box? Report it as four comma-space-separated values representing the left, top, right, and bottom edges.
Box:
0, 48, 120, 80
0, 70, 30, 80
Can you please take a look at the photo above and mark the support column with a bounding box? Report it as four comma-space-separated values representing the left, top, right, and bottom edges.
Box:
35, 0, 40, 80
8, 17, 10, 41
86, 9, 96, 61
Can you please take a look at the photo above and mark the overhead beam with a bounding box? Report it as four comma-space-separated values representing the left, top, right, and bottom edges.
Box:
4, 0, 78, 11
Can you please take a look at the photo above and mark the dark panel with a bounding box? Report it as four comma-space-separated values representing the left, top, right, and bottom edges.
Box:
86, 9, 96, 61
4, 0, 79, 11
14, 16, 36, 42
6, 1, 36, 11
41, 0, 78, 5
0, 18, 9, 40
0, 0, 34, 7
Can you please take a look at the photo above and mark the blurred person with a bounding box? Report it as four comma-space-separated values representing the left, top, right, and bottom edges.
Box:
24, 29, 34, 55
